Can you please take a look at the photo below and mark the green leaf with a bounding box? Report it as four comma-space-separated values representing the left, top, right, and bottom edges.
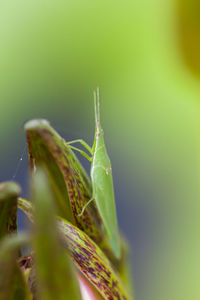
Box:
0, 234, 31, 300
32, 167, 81, 300
24, 119, 111, 254
0, 181, 20, 240
18, 197, 133, 300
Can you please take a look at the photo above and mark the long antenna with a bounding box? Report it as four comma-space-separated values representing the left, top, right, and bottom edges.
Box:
94, 87, 100, 129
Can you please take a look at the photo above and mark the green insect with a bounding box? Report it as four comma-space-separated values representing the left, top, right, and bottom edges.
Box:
67, 88, 120, 259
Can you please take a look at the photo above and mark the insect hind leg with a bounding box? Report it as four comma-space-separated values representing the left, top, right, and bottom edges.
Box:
67, 139, 93, 154
78, 198, 94, 217
67, 145, 92, 162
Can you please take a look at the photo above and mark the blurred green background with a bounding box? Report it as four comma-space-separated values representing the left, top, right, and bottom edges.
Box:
1, 0, 200, 299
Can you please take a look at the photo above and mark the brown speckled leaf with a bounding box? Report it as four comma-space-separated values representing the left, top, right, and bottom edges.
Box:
0, 182, 20, 240
58, 217, 132, 300
18, 198, 133, 300
24, 119, 108, 252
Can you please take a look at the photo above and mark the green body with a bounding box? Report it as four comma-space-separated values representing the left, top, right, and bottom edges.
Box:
91, 124, 120, 259
91, 89, 120, 259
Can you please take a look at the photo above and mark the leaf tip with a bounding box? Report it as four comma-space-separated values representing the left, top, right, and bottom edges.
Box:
24, 119, 50, 131
0, 182, 21, 201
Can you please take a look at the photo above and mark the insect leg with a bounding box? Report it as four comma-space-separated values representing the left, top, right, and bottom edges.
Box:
67, 145, 93, 162
78, 198, 95, 217
67, 139, 93, 154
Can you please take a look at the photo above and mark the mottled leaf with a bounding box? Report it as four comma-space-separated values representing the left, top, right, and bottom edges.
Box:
59, 217, 132, 300
18, 197, 133, 300
0, 181, 20, 240
24, 119, 113, 256
0, 234, 31, 300
32, 167, 81, 300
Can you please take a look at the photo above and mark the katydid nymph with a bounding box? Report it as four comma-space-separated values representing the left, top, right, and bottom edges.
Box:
67, 88, 121, 259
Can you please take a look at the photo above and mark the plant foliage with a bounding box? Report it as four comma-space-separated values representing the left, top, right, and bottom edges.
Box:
0, 117, 133, 300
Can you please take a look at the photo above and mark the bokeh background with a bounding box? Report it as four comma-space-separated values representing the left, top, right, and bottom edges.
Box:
1, 0, 200, 299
